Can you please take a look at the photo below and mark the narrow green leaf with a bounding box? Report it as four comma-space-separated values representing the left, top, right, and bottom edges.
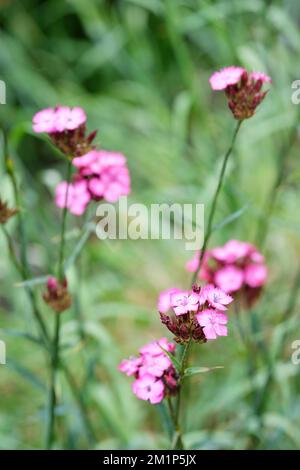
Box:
183, 366, 224, 378
15, 275, 49, 288
156, 402, 174, 440
212, 205, 249, 233
6, 359, 47, 391
64, 222, 96, 271
160, 346, 181, 372
2, 329, 43, 347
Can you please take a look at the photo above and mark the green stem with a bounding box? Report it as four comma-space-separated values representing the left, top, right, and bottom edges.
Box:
46, 315, 61, 449
57, 160, 72, 281
1, 224, 25, 277
46, 159, 72, 449
192, 120, 243, 284
60, 362, 96, 445
2, 131, 29, 274
172, 339, 192, 450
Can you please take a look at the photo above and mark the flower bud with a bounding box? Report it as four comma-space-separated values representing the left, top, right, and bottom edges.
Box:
43, 276, 72, 313
0, 199, 18, 224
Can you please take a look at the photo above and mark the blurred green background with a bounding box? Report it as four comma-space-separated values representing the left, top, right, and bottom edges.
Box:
0, 0, 300, 450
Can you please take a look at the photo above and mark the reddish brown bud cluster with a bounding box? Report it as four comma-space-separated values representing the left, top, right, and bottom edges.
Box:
226, 71, 269, 120
50, 125, 97, 158
43, 277, 72, 313
160, 310, 206, 345
0, 199, 18, 224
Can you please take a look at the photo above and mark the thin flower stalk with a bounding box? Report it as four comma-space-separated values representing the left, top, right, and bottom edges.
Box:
46, 159, 72, 449
192, 120, 242, 284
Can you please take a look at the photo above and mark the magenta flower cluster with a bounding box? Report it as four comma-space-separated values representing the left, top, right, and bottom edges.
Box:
55, 150, 131, 215
209, 66, 271, 119
158, 284, 232, 342
32, 106, 131, 215
209, 67, 271, 91
119, 338, 178, 404
186, 240, 267, 306
32, 105, 96, 157
33, 106, 87, 133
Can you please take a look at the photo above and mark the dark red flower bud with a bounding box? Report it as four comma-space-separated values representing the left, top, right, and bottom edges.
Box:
43, 276, 72, 313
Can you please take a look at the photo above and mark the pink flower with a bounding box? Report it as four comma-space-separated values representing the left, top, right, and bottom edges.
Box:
250, 250, 264, 263
209, 66, 245, 90
32, 106, 87, 134
88, 166, 130, 202
196, 309, 228, 340
73, 150, 131, 203
171, 290, 199, 316
250, 72, 272, 83
32, 106, 97, 158
157, 288, 180, 313
99, 150, 127, 168
209, 67, 271, 119
55, 179, 91, 216
55, 106, 87, 132
199, 284, 213, 305
132, 375, 164, 404
139, 354, 171, 378
214, 265, 244, 293
211, 240, 251, 263
244, 264, 268, 288
118, 357, 142, 377
73, 150, 127, 173
204, 286, 233, 311
140, 338, 175, 356
185, 240, 267, 308
32, 108, 57, 133
72, 151, 98, 172
119, 338, 178, 404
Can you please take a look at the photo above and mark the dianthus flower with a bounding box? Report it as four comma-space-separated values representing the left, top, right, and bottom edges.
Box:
209, 66, 245, 90
73, 150, 131, 203
55, 149, 131, 215
196, 309, 228, 340
157, 288, 180, 314
55, 179, 91, 216
209, 66, 271, 119
171, 290, 199, 316
159, 284, 232, 344
32, 105, 97, 157
118, 338, 178, 405
186, 240, 267, 307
